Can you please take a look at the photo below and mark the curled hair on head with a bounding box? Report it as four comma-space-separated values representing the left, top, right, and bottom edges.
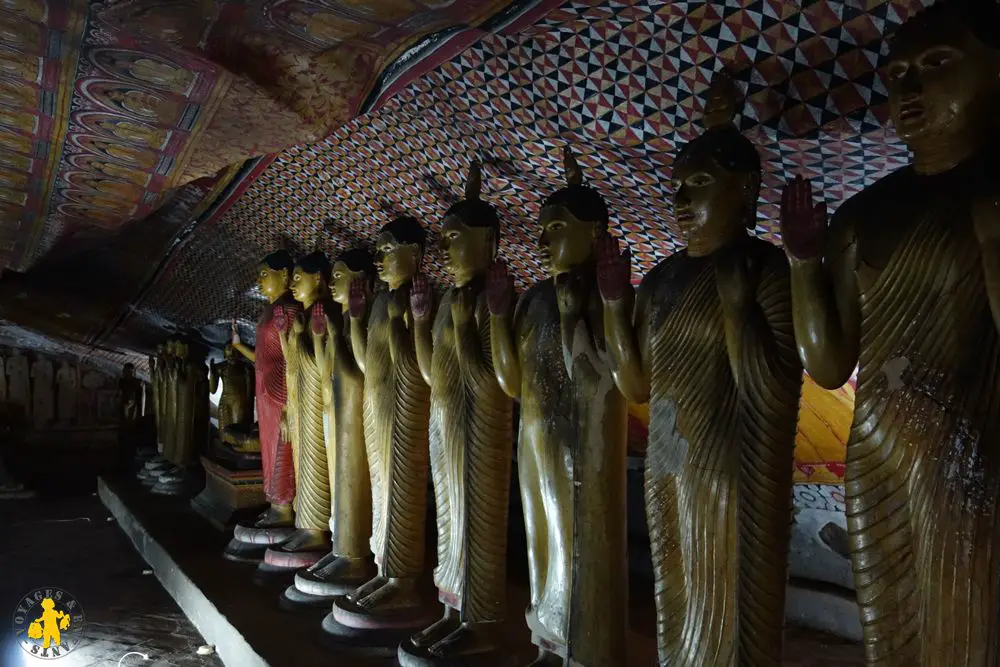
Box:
381, 216, 427, 251
893, 0, 1000, 50
262, 249, 294, 271
295, 250, 331, 277
541, 185, 610, 231
336, 247, 375, 276
445, 200, 501, 254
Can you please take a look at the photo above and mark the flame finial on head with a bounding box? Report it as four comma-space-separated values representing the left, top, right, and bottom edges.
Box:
465, 160, 482, 201
563, 145, 583, 187
702, 69, 741, 130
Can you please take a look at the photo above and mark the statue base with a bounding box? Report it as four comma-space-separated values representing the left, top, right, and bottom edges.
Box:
225, 511, 297, 565
331, 589, 438, 633
261, 545, 326, 570
151, 465, 203, 497
0, 482, 36, 500
232, 521, 297, 546
398, 637, 517, 667
222, 537, 268, 564
190, 453, 266, 531
320, 609, 422, 656
138, 456, 171, 484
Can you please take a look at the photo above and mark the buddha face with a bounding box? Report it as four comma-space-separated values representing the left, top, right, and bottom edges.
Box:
886, 18, 998, 144
441, 215, 493, 285
257, 264, 289, 302
672, 150, 753, 256
538, 205, 597, 277
329, 260, 364, 306
374, 231, 420, 290
290, 267, 325, 306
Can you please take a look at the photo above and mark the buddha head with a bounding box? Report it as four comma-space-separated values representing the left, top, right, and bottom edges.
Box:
291, 251, 330, 308
440, 161, 500, 286
123, 363, 135, 378
672, 71, 760, 257
257, 250, 294, 303
538, 147, 609, 277
374, 216, 426, 290
223, 344, 234, 361
887, 0, 1000, 152
330, 248, 375, 307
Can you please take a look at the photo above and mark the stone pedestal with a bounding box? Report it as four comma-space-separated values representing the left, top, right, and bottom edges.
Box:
191, 449, 266, 531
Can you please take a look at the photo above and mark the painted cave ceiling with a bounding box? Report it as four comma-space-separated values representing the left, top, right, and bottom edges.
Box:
0, 0, 930, 372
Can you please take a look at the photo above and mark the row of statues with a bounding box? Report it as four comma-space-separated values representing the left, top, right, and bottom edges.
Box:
143, 3, 1000, 665
0, 352, 96, 427
139, 340, 210, 495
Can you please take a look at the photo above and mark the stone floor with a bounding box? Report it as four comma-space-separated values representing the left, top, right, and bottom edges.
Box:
1, 439, 864, 666
0, 440, 222, 667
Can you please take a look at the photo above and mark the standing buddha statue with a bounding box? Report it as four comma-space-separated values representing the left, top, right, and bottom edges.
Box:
486, 148, 628, 666
226, 251, 298, 563
600, 71, 802, 666
779, 3, 1000, 665
262, 251, 332, 574
283, 248, 377, 608
399, 161, 514, 666
210, 344, 255, 438
328, 216, 435, 640
140, 341, 176, 485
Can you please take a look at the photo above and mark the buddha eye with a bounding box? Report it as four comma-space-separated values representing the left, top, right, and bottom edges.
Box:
333, 272, 342, 279
547, 221, 565, 232
447, 231, 460, 240
685, 172, 715, 188
920, 47, 957, 69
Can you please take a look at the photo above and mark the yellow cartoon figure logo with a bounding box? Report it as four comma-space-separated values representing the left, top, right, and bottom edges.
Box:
12, 587, 85, 659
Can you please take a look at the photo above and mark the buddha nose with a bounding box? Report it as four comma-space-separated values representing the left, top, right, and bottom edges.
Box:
899, 68, 922, 99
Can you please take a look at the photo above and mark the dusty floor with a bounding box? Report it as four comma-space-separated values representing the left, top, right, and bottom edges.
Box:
0, 439, 863, 666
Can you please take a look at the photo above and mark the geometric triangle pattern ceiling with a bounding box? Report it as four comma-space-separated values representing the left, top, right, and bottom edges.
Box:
135, 0, 926, 343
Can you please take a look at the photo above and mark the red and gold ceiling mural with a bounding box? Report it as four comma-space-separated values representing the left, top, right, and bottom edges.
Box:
0, 0, 524, 272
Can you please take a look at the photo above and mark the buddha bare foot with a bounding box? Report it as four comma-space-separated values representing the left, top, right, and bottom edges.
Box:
277, 528, 328, 552
347, 575, 388, 603
410, 607, 460, 648
255, 504, 293, 528
429, 621, 500, 658
357, 577, 421, 612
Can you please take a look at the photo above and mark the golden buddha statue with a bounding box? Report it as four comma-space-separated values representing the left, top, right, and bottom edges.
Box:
486, 148, 628, 666
398, 162, 514, 665
779, 3, 1000, 664
600, 71, 802, 666
262, 252, 332, 572
283, 248, 377, 607
210, 344, 255, 440
328, 217, 435, 638
227, 251, 299, 563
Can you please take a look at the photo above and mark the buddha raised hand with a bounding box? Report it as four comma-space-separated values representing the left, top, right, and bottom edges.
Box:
780, 2, 1000, 664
